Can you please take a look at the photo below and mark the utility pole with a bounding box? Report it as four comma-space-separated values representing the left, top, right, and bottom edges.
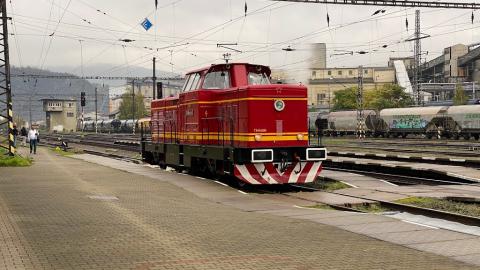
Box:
356, 66, 365, 139
95, 87, 98, 134
132, 80, 135, 135
152, 57, 156, 100
404, 10, 430, 106
0, 0, 14, 155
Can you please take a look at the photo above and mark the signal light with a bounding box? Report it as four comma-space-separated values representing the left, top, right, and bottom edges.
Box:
81, 92, 86, 107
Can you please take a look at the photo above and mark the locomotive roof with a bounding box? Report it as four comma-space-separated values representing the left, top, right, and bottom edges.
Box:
186, 63, 271, 75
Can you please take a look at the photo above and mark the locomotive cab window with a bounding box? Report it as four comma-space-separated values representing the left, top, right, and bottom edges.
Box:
182, 75, 193, 91
203, 71, 231, 89
248, 72, 270, 85
183, 73, 202, 92
189, 73, 202, 91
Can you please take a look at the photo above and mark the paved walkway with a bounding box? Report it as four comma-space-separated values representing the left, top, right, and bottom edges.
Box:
0, 147, 478, 269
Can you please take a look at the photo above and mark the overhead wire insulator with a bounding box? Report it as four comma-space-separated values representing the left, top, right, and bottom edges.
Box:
327, 12, 330, 27
244, 1, 248, 16
282, 46, 295, 52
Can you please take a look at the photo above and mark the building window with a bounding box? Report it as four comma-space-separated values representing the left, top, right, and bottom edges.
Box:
349, 70, 353, 75
67, 112, 74, 117
317, 93, 326, 100
312, 71, 316, 77
364, 70, 368, 75
338, 71, 342, 75
327, 71, 332, 75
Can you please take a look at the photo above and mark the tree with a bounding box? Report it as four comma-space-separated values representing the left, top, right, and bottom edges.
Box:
332, 87, 358, 111
364, 84, 413, 111
453, 84, 468, 105
118, 90, 148, 119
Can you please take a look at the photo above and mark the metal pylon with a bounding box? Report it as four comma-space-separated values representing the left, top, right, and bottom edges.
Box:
413, 10, 421, 105
0, 0, 14, 155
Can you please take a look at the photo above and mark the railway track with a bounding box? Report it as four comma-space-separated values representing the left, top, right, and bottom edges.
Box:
42, 134, 140, 152
327, 145, 480, 158
322, 137, 480, 150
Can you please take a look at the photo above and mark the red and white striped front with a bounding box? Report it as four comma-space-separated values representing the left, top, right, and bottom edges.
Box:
234, 162, 322, 185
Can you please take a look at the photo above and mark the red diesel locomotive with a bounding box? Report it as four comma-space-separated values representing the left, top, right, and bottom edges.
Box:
142, 63, 327, 185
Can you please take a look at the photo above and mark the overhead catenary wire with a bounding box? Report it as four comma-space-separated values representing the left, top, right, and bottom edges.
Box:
8, 0, 480, 79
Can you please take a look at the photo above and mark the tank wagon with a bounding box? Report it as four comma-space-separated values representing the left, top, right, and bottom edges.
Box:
141, 63, 327, 185
316, 104, 480, 140
379, 106, 448, 138
82, 119, 122, 133
445, 105, 480, 140
322, 110, 379, 136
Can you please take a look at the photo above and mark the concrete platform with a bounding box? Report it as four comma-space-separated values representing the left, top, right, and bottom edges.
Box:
0, 148, 478, 269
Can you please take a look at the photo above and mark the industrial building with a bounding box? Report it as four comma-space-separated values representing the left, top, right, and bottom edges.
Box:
309, 66, 396, 107
420, 43, 480, 104
41, 98, 77, 133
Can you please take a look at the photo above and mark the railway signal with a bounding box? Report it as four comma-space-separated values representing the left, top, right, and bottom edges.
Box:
80, 92, 86, 132
80, 92, 86, 107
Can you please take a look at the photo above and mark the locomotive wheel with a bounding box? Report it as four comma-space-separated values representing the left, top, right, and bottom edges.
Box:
474, 134, 479, 140
453, 134, 460, 140
464, 134, 471, 140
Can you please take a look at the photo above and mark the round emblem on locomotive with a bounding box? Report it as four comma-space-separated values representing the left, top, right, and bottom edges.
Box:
274, 99, 285, 111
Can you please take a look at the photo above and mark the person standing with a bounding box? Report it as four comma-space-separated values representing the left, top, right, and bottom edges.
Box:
28, 126, 38, 154
20, 126, 27, 146
12, 124, 18, 147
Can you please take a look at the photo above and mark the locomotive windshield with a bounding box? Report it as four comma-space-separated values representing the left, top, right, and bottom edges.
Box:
248, 72, 270, 85
203, 71, 231, 89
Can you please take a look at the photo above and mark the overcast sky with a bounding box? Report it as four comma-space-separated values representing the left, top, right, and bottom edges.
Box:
8, 0, 480, 79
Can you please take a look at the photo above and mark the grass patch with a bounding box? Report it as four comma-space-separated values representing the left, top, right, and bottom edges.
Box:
351, 203, 390, 213
395, 197, 480, 218
306, 178, 351, 191
307, 204, 335, 210
0, 147, 32, 167
51, 147, 74, 156
50, 146, 83, 156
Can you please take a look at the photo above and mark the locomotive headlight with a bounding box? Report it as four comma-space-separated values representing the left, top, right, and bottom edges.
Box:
254, 134, 262, 141
296, 133, 304, 140
306, 148, 327, 161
